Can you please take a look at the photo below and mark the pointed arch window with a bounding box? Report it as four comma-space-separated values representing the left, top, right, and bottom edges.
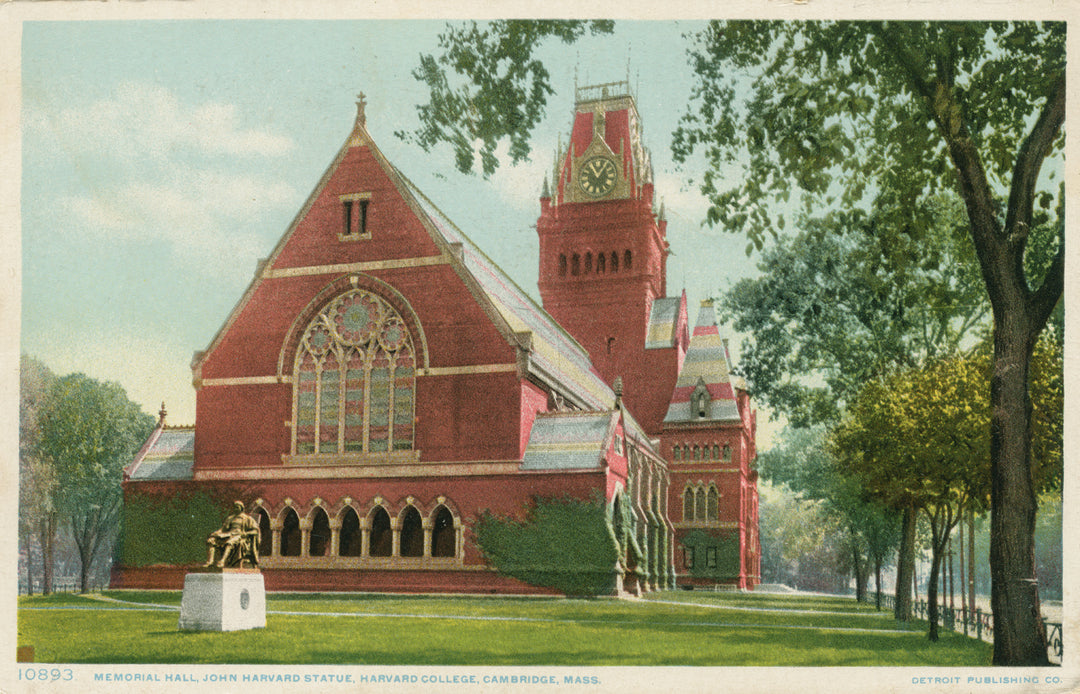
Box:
431, 506, 456, 558
339, 507, 361, 557
399, 506, 424, 557
707, 486, 719, 520
293, 289, 416, 455
683, 487, 694, 521
280, 508, 301, 557
309, 507, 330, 557
368, 507, 392, 557
254, 507, 272, 558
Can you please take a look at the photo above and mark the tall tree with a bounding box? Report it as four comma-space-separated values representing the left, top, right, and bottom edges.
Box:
673, 22, 1063, 664
35, 374, 154, 592
759, 426, 900, 603
406, 19, 1064, 664
19, 355, 58, 594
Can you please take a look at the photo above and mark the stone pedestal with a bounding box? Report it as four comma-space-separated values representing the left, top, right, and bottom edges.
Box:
178, 570, 266, 631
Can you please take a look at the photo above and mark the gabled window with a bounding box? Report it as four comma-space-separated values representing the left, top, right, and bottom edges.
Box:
293, 289, 415, 455
692, 380, 711, 419
339, 193, 372, 240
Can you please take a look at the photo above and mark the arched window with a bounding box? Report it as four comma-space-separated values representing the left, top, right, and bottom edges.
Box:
368, 506, 392, 557
431, 506, 455, 558
558, 254, 567, 276
693, 445, 701, 461
254, 507, 272, 557
723, 444, 732, 462
597, 253, 606, 274
707, 486, 719, 520
695, 487, 707, 520
624, 250, 632, 270
713, 444, 721, 460
280, 508, 301, 556
571, 253, 581, 276
611, 251, 619, 272
309, 507, 330, 557
585, 252, 593, 274
293, 289, 416, 455
339, 506, 361, 557
683, 487, 694, 521
672, 445, 681, 462
400, 506, 423, 557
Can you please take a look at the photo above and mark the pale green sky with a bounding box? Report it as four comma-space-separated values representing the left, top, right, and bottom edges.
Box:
21, 19, 771, 435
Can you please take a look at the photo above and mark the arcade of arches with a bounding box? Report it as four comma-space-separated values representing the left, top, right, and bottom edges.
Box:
251, 497, 463, 566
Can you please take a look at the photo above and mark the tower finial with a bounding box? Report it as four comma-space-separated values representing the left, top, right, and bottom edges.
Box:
355, 92, 367, 127
158, 401, 167, 425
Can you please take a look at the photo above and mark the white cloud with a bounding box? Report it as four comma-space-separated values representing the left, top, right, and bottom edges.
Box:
64, 166, 296, 259
29, 82, 294, 162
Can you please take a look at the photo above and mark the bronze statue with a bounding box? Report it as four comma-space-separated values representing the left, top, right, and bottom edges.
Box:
204, 501, 260, 569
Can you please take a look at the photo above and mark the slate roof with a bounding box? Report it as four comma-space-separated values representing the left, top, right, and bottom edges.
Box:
663, 302, 741, 424
521, 411, 618, 470
125, 426, 195, 481
402, 177, 616, 412
645, 296, 682, 349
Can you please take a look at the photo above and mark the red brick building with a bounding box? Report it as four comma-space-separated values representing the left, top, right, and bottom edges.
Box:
114, 82, 759, 594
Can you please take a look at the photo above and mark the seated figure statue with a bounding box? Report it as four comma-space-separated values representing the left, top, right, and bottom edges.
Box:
205, 501, 260, 569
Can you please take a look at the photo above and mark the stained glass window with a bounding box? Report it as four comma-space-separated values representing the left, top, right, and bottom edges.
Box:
292, 289, 416, 454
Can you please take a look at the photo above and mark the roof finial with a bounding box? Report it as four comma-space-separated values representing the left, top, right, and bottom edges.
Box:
613, 376, 624, 408
355, 92, 367, 127
158, 401, 167, 425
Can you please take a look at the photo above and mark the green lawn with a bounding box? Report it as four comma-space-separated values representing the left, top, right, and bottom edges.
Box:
17, 590, 991, 666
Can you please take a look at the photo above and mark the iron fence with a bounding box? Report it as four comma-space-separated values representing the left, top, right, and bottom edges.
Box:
870, 591, 1061, 664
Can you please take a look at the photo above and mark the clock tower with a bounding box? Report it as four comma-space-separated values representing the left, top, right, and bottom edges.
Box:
537, 81, 683, 432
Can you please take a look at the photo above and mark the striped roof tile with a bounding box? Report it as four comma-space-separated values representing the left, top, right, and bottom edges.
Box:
663, 301, 741, 424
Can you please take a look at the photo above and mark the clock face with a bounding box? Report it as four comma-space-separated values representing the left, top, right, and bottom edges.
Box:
579, 157, 618, 198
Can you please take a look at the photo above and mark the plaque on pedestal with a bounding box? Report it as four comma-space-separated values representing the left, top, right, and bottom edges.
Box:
178, 569, 266, 632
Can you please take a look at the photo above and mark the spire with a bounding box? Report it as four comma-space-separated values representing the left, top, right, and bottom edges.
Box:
542, 175, 550, 199
658, 199, 665, 221
355, 91, 367, 128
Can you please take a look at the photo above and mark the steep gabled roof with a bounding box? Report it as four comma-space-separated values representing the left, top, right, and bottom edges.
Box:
190, 101, 616, 413
663, 301, 740, 424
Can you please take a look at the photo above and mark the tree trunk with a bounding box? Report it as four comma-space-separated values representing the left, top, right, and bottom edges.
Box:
39, 513, 55, 595
968, 509, 976, 622
959, 517, 966, 618
894, 504, 915, 621
21, 533, 33, 595
990, 317, 1049, 665
927, 539, 943, 642
874, 558, 883, 611
852, 541, 867, 602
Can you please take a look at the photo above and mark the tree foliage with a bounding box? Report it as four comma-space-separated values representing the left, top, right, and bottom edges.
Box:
19, 355, 59, 594
760, 426, 900, 601
724, 200, 987, 427
399, 20, 613, 176
35, 373, 155, 592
